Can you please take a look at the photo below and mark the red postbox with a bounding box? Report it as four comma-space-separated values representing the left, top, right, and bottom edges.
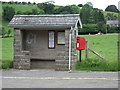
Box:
76, 37, 86, 50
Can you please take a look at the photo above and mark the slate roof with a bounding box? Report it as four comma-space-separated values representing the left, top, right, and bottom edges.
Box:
9, 14, 82, 29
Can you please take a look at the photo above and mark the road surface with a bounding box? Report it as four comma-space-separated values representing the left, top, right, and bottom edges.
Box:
1, 69, 119, 88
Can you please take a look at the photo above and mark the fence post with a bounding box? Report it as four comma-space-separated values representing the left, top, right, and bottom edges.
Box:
117, 41, 120, 70
86, 41, 89, 59
79, 50, 82, 62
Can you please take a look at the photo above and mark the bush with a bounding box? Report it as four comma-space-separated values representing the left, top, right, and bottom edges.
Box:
97, 24, 107, 34
107, 26, 119, 33
3, 6, 15, 21
0, 60, 13, 69
79, 24, 98, 34
79, 24, 119, 34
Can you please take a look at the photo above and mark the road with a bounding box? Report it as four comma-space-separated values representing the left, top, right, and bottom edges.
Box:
1, 69, 119, 88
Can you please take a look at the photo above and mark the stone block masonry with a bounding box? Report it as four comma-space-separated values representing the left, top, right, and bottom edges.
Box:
14, 29, 31, 70
14, 29, 77, 70
55, 29, 77, 71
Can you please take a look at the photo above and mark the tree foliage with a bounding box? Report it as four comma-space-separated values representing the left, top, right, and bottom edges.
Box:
3, 6, 15, 21
80, 3, 105, 24
79, 24, 119, 34
37, 2, 55, 14
105, 5, 119, 13
78, 4, 83, 7
54, 5, 80, 14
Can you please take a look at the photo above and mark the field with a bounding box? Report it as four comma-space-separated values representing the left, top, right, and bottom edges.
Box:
2, 4, 39, 12
80, 35, 118, 61
0, 34, 119, 71
102, 11, 118, 17
0, 38, 13, 69
75, 34, 118, 71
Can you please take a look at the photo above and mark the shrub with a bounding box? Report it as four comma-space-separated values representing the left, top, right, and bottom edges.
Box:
97, 24, 107, 34
107, 26, 119, 33
79, 24, 98, 34
79, 24, 119, 34
3, 6, 15, 21
1, 60, 13, 69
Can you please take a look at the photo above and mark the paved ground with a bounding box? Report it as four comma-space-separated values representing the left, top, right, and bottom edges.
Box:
1, 69, 119, 88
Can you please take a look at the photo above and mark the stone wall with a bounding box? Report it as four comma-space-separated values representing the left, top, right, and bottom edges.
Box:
55, 29, 78, 71
14, 29, 30, 70
71, 29, 77, 69
55, 30, 69, 71
14, 29, 77, 70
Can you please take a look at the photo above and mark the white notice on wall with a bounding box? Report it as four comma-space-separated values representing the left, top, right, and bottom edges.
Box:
49, 31, 55, 48
58, 32, 65, 44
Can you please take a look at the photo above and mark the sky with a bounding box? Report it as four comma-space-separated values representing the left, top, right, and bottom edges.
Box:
1, 0, 120, 10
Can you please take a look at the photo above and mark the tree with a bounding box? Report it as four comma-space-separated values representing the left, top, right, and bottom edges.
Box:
97, 11, 105, 22
2, 1, 7, 4
86, 2, 93, 7
33, 2, 36, 5
80, 4, 92, 24
28, 2, 31, 5
78, 4, 83, 7
18, 2, 22, 4
14, 1, 18, 4
3, 6, 15, 21
8, 1, 14, 4
54, 5, 80, 14
22, 2, 27, 5
37, 3, 55, 14
80, 4, 105, 24
105, 5, 119, 13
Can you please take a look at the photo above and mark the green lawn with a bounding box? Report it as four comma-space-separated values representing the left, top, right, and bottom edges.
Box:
2, 4, 39, 12
80, 35, 118, 61
1, 38, 13, 60
0, 38, 13, 69
102, 11, 118, 16
75, 34, 118, 71
102, 11, 118, 19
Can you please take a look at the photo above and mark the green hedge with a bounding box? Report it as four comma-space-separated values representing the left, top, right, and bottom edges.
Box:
79, 24, 119, 34
79, 24, 98, 34
107, 25, 119, 33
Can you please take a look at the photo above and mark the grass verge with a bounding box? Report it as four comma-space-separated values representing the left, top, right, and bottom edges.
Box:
1, 37, 13, 69
75, 59, 119, 71
74, 34, 118, 71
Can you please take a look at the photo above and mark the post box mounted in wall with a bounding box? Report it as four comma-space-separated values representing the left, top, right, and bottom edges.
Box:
76, 36, 86, 62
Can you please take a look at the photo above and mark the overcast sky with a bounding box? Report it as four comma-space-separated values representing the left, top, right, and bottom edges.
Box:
1, 0, 120, 10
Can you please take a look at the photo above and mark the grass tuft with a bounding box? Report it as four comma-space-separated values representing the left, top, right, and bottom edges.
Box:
75, 59, 118, 71
0, 60, 13, 69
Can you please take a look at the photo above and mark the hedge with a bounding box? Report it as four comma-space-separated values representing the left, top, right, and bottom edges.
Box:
79, 24, 119, 34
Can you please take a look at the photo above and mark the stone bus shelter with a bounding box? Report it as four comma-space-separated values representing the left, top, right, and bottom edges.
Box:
9, 14, 82, 71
